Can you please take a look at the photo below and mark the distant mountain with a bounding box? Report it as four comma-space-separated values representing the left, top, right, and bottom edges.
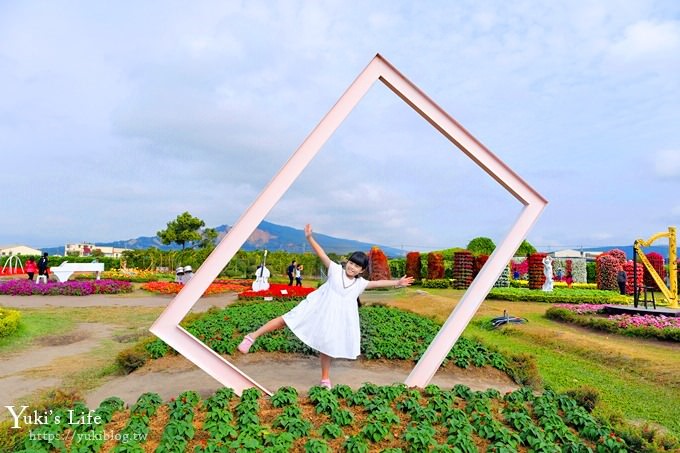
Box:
45, 221, 406, 257
583, 245, 678, 261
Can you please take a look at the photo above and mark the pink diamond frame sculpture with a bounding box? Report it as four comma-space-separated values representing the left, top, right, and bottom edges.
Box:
150, 53, 547, 396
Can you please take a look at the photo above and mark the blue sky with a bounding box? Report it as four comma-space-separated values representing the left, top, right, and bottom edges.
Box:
1, 1, 678, 252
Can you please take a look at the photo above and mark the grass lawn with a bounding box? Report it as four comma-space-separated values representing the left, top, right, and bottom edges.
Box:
370, 287, 680, 437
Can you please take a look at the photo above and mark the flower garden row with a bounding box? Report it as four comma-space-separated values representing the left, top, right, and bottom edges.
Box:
12, 385, 633, 453
0, 279, 133, 296
546, 304, 680, 342
135, 304, 508, 374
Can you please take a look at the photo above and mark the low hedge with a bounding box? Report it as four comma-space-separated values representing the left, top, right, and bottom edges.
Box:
0, 307, 21, 337
487, 287, 628, 304
510, 280, 597, 290
546, 307, 680, 342
421, 278, 450, 289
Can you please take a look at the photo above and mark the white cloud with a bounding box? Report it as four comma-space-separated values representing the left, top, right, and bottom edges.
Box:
0, 0, 678, 250
653, 149, 680, 179
608, 19, 680, 64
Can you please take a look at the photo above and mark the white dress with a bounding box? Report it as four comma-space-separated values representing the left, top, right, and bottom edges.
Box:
283, 262, 368, 359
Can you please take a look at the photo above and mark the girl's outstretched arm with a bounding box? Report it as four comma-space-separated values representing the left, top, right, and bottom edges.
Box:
366, 275, 414, 290
305, 224, 331, 268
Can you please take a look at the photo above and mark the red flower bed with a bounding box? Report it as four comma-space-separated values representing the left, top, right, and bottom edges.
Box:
142, 281, 250, 296
238, 283, 315, 300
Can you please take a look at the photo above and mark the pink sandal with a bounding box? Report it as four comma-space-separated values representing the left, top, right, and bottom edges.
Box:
237, 335, 255, 354
320, 379, 332, 389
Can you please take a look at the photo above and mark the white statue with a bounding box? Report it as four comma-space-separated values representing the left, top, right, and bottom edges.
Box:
542, 255, 554, 292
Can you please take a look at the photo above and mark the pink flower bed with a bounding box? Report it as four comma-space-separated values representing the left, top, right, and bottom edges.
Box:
609, 314, 680, 330
0, 279, 132, 296
554, 304, 680, 331
553, 304, 606, 315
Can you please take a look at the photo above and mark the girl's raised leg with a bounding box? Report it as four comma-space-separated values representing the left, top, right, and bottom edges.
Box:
238, 316, 286, 353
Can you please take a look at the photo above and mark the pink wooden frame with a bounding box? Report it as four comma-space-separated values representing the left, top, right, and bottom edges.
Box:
149, 53, 547, 395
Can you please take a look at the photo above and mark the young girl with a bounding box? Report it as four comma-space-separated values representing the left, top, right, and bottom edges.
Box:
238, 224, 414, 388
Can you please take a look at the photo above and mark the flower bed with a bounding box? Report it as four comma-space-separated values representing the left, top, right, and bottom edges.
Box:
0, 279, 132, 296
488, 287, 627, 304
0, 307, 21, 337
100, 268, 170, 282
546, 304, 680, 341
237, 283, 315, 301
141, 280, 250, 296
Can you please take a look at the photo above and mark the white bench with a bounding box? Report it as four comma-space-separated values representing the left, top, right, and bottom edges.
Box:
51, 262, 105, 283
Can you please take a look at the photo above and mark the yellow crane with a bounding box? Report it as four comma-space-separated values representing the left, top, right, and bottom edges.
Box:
633, 226, 678, 308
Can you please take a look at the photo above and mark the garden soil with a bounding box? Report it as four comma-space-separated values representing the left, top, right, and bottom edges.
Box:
85, 352, 518, 408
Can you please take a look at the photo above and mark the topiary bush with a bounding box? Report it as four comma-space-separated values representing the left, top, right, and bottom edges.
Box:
528, 253, 546, 289
472, 254, 489, 280
452, 250, 473, 289
405, 252, 421, 281
368, 246, 391, 281
644, 252, 666, 291
466, 237, 496, 256
494, 265, 510, 288
0, 307, 21, 337
427, 252, 445, 280
623, 260, 644, 295
596, 252, 621, 291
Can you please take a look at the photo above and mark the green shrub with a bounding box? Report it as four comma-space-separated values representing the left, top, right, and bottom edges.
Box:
488, 287, 628, 304
504, 353, 542, 388
421, 279, 449, 289
0, 307, 21, 337
564, 385, 599, 412
116, 345, 150, 373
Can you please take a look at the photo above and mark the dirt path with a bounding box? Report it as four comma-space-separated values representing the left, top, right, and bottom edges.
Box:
86, 353, 518, 408
0, 323, 117, 406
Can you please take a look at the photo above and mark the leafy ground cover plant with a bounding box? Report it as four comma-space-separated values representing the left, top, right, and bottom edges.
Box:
0, 279, 132, 296
488, 287, 628, 304
143, 302, 508, 373
547, 305, 680, 342
14, 385, 650, 452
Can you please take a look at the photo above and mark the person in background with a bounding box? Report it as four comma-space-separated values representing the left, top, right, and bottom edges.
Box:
295, 264, 303, 286
25, 257, 38, 281
617, 269, 627, 295
287, 260, 297, 286
37, 252, 49, 281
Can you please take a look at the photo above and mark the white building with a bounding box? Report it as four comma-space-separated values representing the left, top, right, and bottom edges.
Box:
551, 249, 603, 261
64, 243, 130, 258
0, 244, 43, 256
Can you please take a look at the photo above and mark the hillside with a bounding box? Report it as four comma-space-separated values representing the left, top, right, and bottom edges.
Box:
44, 221, 406, 257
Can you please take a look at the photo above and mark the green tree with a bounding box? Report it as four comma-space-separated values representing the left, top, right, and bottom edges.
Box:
157, 212, 206, 250
199, 227, 219, 249
515, 239, 536, 256
466, 237, 496, 256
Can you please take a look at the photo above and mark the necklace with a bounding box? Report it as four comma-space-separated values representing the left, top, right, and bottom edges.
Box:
341, 271, 357, 289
